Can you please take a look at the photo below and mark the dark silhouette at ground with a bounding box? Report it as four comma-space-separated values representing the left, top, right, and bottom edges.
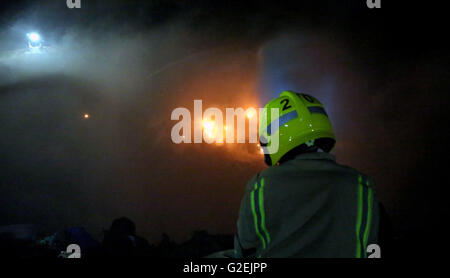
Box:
102, 217, 152, 257
0, 217, 234, 258
4, 214, 439, 258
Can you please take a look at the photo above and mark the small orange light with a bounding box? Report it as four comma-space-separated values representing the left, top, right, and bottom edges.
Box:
84, 114, 90, 119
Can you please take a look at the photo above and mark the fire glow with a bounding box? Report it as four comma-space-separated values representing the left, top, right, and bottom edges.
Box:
170, 100, 272, 144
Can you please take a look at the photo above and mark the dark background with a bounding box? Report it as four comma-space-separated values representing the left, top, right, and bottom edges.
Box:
0, 0, 448, 256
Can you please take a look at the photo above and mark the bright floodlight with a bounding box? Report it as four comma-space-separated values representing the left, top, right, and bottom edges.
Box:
28, 32, 40, 42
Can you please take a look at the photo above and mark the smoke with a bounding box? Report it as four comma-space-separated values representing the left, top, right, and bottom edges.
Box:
0, 0, 447, 245
0, 1, 271, 242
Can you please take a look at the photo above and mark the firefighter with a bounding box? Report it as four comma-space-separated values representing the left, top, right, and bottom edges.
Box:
234, 90, 381, 258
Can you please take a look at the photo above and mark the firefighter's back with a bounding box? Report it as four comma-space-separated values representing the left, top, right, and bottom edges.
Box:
258, 152, 379, 258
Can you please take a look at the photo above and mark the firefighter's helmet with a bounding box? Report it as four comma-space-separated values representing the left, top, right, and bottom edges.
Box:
259, 91, 335, 166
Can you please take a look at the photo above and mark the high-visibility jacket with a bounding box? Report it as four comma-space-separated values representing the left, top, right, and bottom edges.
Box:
234, 152, 380, 258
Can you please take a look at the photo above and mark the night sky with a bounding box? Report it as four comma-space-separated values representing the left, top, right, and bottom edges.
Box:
0, 0, 448, 254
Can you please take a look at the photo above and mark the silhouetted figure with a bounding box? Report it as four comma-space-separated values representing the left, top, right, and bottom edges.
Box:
102, 217, 151, 257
